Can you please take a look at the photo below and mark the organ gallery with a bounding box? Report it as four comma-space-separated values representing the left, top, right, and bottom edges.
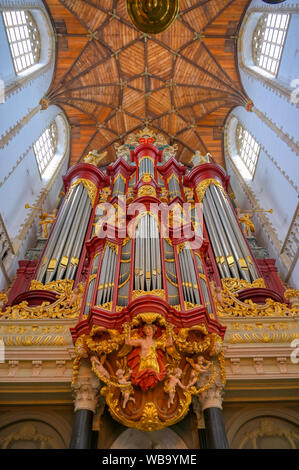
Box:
0, 0, 298, 450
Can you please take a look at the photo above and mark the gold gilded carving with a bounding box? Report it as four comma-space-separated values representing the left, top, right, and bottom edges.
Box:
284, 289, 299, 308
84, 150, 107, 166
132, 289, 165, 300
73, 313, 224, 431
221, 277, 265, 293
142, 173, 152, 183
0, 281, 85, 320
195, 179, 226, 203
211, 279, 299, 318
69, 179, 97, 207
137, 185, 157, 198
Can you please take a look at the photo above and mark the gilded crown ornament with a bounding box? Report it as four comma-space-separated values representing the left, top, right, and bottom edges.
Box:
127, 0, 179, 34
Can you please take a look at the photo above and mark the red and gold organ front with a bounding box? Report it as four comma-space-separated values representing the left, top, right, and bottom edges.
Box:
1, 128, 293, 449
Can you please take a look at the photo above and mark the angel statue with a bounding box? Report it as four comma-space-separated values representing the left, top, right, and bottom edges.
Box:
164, 368, 187, 409
90, 355, 110, 380
124, 323, 173, 392
115, 368, 135, 409
186, 355, 211, 388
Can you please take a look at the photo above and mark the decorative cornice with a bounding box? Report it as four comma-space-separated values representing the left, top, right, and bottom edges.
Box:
253, 107, 299, 156
0, 106, 40, 149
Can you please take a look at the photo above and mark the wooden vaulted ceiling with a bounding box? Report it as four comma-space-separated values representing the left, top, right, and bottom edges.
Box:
45, 0, 251, 168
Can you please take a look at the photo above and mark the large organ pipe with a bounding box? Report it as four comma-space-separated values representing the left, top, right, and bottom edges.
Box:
65, 197, 92, 280
202, 198, 231, 278
45, 185, 84, 283
36, 185, 78, 282
212, 185, 259, 280
55, 189, 88, 281
205, 189, 240, 279
208, 186, 251, 282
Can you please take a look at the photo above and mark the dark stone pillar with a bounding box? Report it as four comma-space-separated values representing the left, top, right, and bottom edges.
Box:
203, 407, 229, 449
198, 428, 208, 449
70, 409, 93, 449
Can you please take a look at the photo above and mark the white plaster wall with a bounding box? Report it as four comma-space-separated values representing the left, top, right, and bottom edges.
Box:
224, 0, 299, 288
0, 1, 71, 291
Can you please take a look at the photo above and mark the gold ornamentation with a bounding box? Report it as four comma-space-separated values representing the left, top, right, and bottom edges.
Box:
213, 281, 299, 318
0, 292, 8, 308
195, 179, 226, 203
84, 150, 107, 166
221, 277, 265, 293
142, 173, 152, 183
69, 179, 97, 207
0, 281, 85, 319
132, 289, 165, 300
73, 313, 223, 431
284, 289, 299, 308
137, 185, 157, 198
127, 0, 179, 34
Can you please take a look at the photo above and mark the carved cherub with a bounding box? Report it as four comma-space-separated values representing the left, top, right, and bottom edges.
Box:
164, 367, 187, 408
186, 356, 211, 388
115, 368, 135, 409
90, 355, 110, 380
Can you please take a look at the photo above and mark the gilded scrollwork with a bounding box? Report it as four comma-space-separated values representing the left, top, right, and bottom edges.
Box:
0, 280, 85, 320
210, 278, 299, 318
72, 312, 224, 431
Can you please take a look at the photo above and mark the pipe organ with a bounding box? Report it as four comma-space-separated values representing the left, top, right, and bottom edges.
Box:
2, 128, 289, 449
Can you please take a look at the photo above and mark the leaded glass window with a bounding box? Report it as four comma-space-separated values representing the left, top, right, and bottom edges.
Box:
236, 124, 260, 178
34, 122, 58, 176
252, 13, 290, 77
2, 10, 40, 74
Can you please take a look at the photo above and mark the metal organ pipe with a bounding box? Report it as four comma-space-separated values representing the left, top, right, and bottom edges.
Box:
55, 189, 88, 281
36, 185, 78, 282
211, 185, 259, 280
202, 197, 231, 278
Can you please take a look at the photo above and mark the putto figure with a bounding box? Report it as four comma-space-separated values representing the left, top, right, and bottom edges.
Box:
115, 368, 135, 409
187, 356, 211, 387
164, 368, 187, 408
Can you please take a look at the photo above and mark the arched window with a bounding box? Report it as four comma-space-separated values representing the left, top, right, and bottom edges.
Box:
252, 13, 290, 77
34, 122, 58, 176
2, 10, 40, 74
236, 124, 260, 178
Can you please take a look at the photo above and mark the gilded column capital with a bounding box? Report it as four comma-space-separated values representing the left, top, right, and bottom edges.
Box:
197, 366, 225, 410
72, 363, 100, 413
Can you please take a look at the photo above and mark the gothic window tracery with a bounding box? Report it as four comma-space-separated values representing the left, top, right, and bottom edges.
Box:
33, 122, 58, 176
236, 124, 260, 178
2, 10, 40, 74
252, 13, 289, 77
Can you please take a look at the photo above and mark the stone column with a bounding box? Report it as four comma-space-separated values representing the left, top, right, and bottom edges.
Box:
198, 373, 229, 449
70, 363, 100, 449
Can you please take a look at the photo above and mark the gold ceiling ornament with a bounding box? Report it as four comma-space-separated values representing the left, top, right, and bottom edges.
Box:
72, 312, 223, 431
0, 281, 85, 320
127, 0, 179, 34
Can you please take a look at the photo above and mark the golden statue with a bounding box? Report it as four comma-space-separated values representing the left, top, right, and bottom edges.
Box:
84, 150, 107, 166
25, 204, 57, 238
38, 210, 57, 238
236, 207, 273, 238
127, 0, 179, 34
